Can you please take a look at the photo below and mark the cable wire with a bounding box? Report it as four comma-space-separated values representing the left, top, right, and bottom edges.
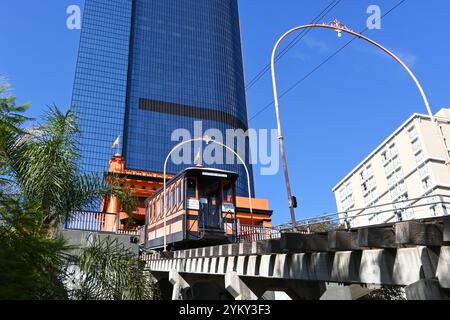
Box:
245, 0, 343, 91
249, 0, 408, 122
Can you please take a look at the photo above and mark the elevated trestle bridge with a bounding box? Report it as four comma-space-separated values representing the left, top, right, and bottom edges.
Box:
62, 195, 450, 300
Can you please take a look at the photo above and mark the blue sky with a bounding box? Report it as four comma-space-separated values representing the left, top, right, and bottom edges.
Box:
1, 1, 450, 225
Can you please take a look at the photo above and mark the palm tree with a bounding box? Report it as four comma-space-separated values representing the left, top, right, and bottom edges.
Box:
0, 85, 68, 299
5, 106, 111, 227
0, 86, 154, 300
0, 84, 30, 201
0, 201, 69, 300
67, 235, 153, 300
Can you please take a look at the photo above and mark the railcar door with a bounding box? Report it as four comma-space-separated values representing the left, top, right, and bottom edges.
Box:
199, 180, 222, 230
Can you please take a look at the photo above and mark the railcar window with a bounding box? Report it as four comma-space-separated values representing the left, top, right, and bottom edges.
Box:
223, 181, 233, 203
152, 202, 156, 220
158, 199, 161, 217
171, 189, 175, 208
166, 193, 170, 210
177, 183, 182, 204
187, 178, 196, 198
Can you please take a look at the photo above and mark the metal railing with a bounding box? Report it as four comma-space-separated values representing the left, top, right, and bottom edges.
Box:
276, 194, 450, 232
238, 225, 282, 242
64, 211, 141, 236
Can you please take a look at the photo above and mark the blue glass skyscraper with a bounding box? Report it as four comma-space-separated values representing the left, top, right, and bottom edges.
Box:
72, 0, 254, 196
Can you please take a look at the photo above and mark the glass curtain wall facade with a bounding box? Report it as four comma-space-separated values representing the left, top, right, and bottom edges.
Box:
72, 0, 254, 196
72, 0, 132, 174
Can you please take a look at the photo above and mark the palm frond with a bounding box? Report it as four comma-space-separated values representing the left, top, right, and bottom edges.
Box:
0, 200, 70, 300
0, 85, 31, 202
0, 85, 31, 129
69, 235, 153, 300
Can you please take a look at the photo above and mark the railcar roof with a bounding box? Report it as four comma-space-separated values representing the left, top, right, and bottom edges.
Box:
145, 167, 239, 203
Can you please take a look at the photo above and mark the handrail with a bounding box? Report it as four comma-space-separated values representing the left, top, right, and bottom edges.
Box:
64, 211, 141, 236
276, 194, 450, 232
238, 225, 281, 242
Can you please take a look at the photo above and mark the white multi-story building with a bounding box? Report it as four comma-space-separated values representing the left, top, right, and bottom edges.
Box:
333, 108, 450, 228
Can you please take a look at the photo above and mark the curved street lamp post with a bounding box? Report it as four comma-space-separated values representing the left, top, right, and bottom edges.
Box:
161, 136, 254, 252
271, 19, 450, 229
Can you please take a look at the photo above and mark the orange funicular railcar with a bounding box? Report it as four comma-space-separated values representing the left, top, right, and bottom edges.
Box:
144, 167, 240, 250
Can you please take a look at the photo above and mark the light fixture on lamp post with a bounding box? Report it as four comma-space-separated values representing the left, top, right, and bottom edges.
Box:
271, 19, 450, 230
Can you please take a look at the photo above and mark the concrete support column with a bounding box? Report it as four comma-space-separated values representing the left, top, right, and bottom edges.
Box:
405, 279, 449, 300
169, 269, 191, 300
437, 246, 450, 289
261, 291, 276, 300
225, 271, 258, 300
285, 281, 327, 300
320, 283, 372, 300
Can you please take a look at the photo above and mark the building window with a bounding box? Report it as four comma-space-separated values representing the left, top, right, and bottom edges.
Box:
394, 193, 413, 220
389, 189, 397, 201
360, 165, 376, 196
408, 126, 418, 140
362, 182, 368, 192
411, 138, 422, 153
387, 168, 404, 187
348, 194, 354, 204
383, 141, 401, 172
339, 183, 352, 200
422, 177, 432, 191
360, 171, 365, 181
427, 195, 444, 217
360, 165, 374, 181
384, 161, 392, 174
384, 155, 400, 174
415, 151, 425, 164
368, 177, 375, 189
339, 188, 346, 200
346, 183, 353, 195
340, 183, 354, 210
381, 144, 398, 164
387, 175, 394, 187
367, 165, 374, 177
389, 144, 398, 157
398, 181, 406, 193
418, 164, 429, 178
342, 198, 348, 209
392, 155, 401, 167
390, 181, 406, 200
367, 200, 383, 224
395, 193, 408, 205
364, 189, 378, 206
